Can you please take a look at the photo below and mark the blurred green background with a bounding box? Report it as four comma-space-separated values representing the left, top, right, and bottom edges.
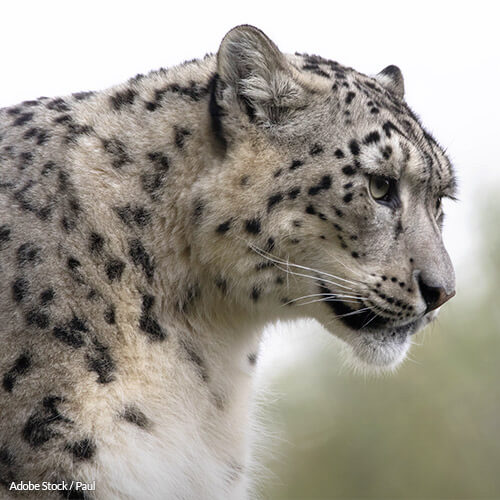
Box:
259, 198, 500, 499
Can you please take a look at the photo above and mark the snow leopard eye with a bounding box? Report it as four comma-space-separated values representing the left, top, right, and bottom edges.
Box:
369, 174, 399, 205
369, 175, 390, 200
368, 175, 400, 209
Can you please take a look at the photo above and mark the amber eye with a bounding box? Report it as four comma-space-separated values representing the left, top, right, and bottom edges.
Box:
369, 175, 391, 200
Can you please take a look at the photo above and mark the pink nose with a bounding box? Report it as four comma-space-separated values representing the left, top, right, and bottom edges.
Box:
418, 278, 456, 313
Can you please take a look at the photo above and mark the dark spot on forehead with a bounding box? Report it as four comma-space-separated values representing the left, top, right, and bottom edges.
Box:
383, 121, 402, 138
382, 146, 392, 159
342, 165, 356, 176
345, 91, 356, 104
343, 193, 353, 203
363, 131, 381, 145
332, 206, 343, 217
349, 140, 360, 156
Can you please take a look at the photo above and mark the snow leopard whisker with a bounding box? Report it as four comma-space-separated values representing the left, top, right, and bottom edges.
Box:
288, 297, 366, 308
254, 245, 362, 288
325, 306, 375, 325
285, 292, 366, 302
359, 311, 379, 330
273, 264, 356, 292
246, 241, 359, 291
282, 293, 367, 307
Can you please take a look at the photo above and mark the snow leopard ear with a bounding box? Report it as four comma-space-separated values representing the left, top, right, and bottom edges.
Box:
375, 65, 405, 99
216, 25, 303, 125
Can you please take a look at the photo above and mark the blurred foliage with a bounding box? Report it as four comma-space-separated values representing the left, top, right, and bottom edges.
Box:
262, 201, 500, 499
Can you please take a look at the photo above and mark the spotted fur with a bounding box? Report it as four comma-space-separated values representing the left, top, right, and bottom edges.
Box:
0, 25, 455, 499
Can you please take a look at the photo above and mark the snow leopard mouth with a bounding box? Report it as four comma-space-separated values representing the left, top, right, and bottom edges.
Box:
318, 283, 420, 337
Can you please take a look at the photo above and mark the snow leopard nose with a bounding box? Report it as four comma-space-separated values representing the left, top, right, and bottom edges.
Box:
417, 276, 456, 313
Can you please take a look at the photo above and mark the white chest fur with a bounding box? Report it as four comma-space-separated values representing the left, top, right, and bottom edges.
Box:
91, 324, 260, 500
96, 414, 250, 500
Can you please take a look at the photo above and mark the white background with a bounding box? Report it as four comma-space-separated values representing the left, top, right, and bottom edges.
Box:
1, 0, 498, 372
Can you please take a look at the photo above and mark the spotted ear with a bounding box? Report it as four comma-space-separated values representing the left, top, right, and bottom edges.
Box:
375, 65, 405, 99
216, 25, 303, 125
